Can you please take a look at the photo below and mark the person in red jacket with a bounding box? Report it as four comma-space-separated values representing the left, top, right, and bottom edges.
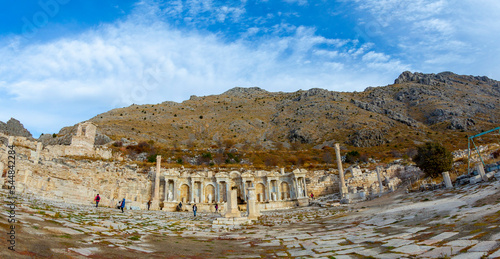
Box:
94, 194, 101, 207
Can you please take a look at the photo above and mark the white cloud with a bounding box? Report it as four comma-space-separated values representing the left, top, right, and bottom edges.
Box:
350, 0, 500, 78
0, 1, 408, 136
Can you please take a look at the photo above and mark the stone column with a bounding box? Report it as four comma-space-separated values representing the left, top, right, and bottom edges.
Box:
34, 142, 42, 164
376, 167, 384, 194
276, 180, 281, 201
280, 168, 285, 174
266, 179, 271, 201
201, 181, 205, 203
292, 178, 298, 199
215, 181, 220, 203
476, 163, 488, 182
442, 172, 453, 188
334, 143, 347, 196
173, 179, 177, 201
225, 181, 230, 203
225, 188, 241, 218
242, 181, 247, 202
151, 155, 161, 209
154, 156, 161, 199
190, 178, 194, 203
302, 177, 307, 197
246, 186, 260, 220
163, 179, 168, 201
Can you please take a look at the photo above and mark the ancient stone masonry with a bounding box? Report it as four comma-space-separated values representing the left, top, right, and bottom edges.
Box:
0, 129, 418, 213
44, 122, 112, 159
151, 159, 310, 211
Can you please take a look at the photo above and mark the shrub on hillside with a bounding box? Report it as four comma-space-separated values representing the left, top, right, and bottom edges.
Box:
345, 151, 360, 163
413, 142, 453, 178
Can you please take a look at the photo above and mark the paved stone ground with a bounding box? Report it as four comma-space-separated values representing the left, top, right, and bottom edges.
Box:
1, 180, 500, 258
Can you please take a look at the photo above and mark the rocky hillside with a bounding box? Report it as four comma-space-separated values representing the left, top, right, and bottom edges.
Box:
50, 71, 500, 153
0, 118, 32, 138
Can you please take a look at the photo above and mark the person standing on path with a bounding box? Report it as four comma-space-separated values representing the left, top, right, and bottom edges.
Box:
215, 203, 218, 213
147, 200, 152, 210
120, 198, 125, 213
193, 204, 197, 217
94, 194, 100, 207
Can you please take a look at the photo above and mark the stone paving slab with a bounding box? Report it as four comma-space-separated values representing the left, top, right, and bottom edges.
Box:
126, 245, 155, 253
68, 247, 99, 256
490, 232, 500, 241
468, 241, 499, 252
430, 231, 459, 240
44, 226, 83, 235
382, 238, 414, 248
419, 246, 460, 258
374, 253, 409, 259
445, 240, 479, 247
355, 248, 380, 257
392, 244, 433, 255
288, 248, 316, 257
451, 252, 487, 259
488, 248, 500, 258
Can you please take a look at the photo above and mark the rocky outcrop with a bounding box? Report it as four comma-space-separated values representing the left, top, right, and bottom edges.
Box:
222, 87, 269, 97
0, 118, 32, 138
348, 128, 388, 147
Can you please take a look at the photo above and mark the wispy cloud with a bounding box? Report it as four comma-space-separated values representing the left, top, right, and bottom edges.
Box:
6, 0, 470, 136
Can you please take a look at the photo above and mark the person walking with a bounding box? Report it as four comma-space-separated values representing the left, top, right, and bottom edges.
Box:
147, 200, 152, 210
193, 204, 197, 217
214, 203, 218, 213
120, 198, 125, 213
94, 194, 100, 207
310, 193, 314, 199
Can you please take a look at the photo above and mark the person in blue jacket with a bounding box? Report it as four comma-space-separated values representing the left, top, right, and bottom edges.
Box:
120, 198, 125, 213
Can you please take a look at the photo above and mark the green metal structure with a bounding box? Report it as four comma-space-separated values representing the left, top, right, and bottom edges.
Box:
467, 127, 500, 173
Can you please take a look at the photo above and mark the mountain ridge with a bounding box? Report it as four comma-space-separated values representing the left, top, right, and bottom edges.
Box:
40, 71, 499, 154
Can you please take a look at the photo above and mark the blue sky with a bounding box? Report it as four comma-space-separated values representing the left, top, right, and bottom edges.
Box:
1, 0, 499, 138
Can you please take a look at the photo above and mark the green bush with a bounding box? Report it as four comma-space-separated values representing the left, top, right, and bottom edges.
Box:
345, 151, 360, 163
413, 142, 453, 178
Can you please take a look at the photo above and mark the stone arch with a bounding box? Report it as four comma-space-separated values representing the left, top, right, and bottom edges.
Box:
229, 171, 241, 178
204, 184, 215, 203
280, 181, 290, 200
256, 183, 265, 202
180, 184, 189, 203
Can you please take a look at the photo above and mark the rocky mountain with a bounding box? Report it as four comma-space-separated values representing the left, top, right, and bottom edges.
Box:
50, 71, 500, 151
0, 118, 32, 138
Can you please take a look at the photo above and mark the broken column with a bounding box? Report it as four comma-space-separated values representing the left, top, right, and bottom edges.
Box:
376, 167, 384, 194
334, 143, 347, 196
246, 186, 260, 220
442, 171, 453, 188
225, 187, 241, 218
476, 163, 488, 182
151, 155, 161, 209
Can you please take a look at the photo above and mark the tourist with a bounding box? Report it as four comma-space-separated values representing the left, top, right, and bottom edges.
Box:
310, 193, 314, 199
178, 201, 182, 211
147, 200, 152, 210
215, 203, 218, 213
193, 204, 197, 217
94, 194, 100, 207
120, 198, 125, 213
